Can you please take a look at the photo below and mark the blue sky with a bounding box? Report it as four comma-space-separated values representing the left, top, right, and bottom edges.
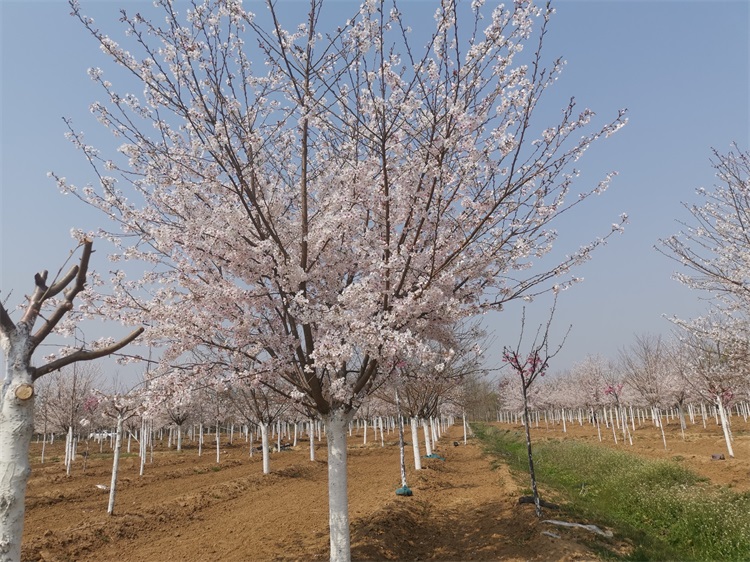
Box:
1, 0, 748, 385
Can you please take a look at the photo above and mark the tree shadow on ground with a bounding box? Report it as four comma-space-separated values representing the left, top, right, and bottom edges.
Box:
350, 495, 547, 561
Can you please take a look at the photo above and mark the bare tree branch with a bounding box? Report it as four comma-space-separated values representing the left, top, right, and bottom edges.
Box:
33, 327, 144, 380
28, 241, 93, 353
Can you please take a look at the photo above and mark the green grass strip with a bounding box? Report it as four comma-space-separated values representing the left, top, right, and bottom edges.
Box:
472, 423, 750, 562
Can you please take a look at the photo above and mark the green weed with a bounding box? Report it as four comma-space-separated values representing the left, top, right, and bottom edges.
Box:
473, 423, 750, 561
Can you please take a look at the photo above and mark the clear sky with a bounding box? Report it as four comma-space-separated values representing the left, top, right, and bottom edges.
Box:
1, 0, 748, 385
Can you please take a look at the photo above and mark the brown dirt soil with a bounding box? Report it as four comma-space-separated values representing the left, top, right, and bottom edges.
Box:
21, 424, 616, 562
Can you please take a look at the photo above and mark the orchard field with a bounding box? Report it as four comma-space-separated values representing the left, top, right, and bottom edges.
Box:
21, 415, 750, 562
500, 411, 750, 493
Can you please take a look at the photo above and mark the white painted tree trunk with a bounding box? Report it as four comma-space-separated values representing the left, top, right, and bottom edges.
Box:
139, 419, 147, 476
397, 414, 407, 488
215, 421, 221, 464
717, 397, 735, 458
198, 423, 203, 456
655, 408, 667, 450
107, 413, 124, 515
325, 409, 352, 562
462, 412, 467, 445
177, 425, 182, 451
259, 422, 271, 474
309, 418, 316, 461
410, 418, 422, 470
65, 426, 74, 476
422, 419, 433, 456
0, 365, 35, 562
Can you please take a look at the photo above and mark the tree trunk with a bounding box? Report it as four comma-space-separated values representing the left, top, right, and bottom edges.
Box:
325, 408, 352, 562
65, 426, 74, 476
139, 419, 147, 476
260, 422, 270, 474
394, 393, 408, 491
0, 366, 35, 562
309, 418, 315, 462
717, 397, 735, 458
410, 418, 422, 470
422, 418, 433, 456
521, 388, 542, 518
107, 413, 124, 515
198, 423, 203, 456
656, 408, 667, 450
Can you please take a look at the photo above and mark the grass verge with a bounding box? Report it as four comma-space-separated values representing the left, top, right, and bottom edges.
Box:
472, 423, 750, 561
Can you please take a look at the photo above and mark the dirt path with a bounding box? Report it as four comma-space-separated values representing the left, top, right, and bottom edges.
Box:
22, 425, 606, 561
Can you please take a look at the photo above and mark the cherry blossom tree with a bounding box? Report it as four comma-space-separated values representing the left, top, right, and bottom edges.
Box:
661, 145, 750, 448
148, 379, 195, 452
661, 145, 750, 317
38, 363, 101, 437
227, 376, 290, 474
58, 1, 627, 559
33, 363, 102, 474
0, 241, 142, 561
94, 389, 144, 514
619, 334, 673, 448
676, 317, 750, 457
566, 355, 612, 440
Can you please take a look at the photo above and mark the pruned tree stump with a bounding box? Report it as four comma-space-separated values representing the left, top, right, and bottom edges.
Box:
14, 384, 34, 401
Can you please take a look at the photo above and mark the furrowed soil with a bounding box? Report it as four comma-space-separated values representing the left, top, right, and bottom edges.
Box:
21, 415, 749, 562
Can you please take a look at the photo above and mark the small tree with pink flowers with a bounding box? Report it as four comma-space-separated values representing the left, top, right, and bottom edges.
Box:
502, 304, 568, 517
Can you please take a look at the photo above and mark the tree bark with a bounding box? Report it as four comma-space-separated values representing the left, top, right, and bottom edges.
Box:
521, 387, 542, 518
422, 418, 433, 456
260, 422, 270, 474
325, 409, 352, 562
410, 418, 422, 470
107, 413, 123, 515
717, 397, 735, 458
0, 366, 34, 562
309, 418, 315, 462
